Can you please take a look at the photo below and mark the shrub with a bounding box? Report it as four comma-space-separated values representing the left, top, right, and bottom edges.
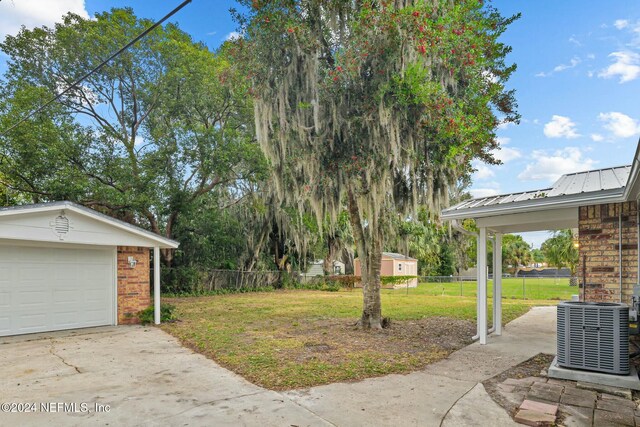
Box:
327, 275, 361, 290
280, 272, 301, 289
161, 266, 203, 294
138, 303, 177, 325
163, 286, 276, 298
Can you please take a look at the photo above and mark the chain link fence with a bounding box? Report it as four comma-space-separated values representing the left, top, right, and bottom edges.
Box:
159, 267, 287, 294
408, 275, 578, 300
158, 267, 578, 301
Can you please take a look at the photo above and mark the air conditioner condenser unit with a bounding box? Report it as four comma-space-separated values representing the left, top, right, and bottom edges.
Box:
557, 301, 629, 375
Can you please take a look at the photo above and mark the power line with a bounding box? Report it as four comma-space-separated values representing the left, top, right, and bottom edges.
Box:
0, 0, 193, 137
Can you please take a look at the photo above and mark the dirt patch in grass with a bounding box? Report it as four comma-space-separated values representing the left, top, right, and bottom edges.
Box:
282, 316, 475, 362
162, 299, 475, 390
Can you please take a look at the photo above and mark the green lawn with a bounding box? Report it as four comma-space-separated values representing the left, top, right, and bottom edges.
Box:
384, 277, 577, 301
161, 283, 560, 390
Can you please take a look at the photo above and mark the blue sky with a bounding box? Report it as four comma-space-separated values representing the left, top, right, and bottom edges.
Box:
1, 0, 640, 247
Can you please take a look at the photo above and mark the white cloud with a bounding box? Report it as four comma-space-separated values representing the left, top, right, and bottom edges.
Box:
0, 0, 89, 40
494, 146, 522, 163
518, 147, 597, 182
614, 19, 629, 30
590, 133, 605, 142
587, 53, 596, 60
543, 115, 580, 139
536, 57, 581, 78
568, 35, 581, 46
490, 137, 522, 164
472, 161, 494, 180
470, 188, 500, 198
496, 121, 514, 130
598, 112, 640, 138
553, 57, 581, 72
598, 51, 640, 83
225, 31, 241, 41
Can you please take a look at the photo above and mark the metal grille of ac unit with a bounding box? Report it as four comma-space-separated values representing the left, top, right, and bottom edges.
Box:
557, 301, 629, 375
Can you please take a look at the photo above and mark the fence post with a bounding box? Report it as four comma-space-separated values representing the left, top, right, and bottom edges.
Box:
523, 276, 526, 299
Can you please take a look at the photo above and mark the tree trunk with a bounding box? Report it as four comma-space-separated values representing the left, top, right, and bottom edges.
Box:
360, 242, 383, 329
342, 249, 354, 275
323, 236, 339, 275
347, 187, 383, 329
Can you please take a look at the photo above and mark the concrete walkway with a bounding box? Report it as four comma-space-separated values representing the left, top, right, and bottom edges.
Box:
0, 307, 556, 426
285, 306, 556, 427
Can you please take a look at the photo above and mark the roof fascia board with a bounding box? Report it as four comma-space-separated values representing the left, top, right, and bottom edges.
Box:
623, 140, 640, 201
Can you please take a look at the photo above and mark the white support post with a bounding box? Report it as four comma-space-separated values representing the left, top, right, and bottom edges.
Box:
490, 237, 496, 333
478, 227, 488, 344
494, 233, 503, 336
154, 246, 161, 325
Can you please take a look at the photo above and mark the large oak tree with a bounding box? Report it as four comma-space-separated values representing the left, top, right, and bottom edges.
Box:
235, 0, 519, 328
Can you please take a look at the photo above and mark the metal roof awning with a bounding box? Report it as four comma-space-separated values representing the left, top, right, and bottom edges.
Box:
441, 165, 638, 233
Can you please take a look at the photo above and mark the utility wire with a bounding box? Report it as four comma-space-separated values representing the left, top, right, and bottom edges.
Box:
0, 0, 193, 137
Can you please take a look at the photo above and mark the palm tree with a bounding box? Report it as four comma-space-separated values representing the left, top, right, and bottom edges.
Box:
541, 229, 579, 285
503, 237, 533, 277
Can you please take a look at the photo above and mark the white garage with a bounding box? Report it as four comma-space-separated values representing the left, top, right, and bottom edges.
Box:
0, 201, 178, 337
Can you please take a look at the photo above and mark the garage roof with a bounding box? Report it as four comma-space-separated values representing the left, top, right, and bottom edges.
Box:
0, 201, 179, 248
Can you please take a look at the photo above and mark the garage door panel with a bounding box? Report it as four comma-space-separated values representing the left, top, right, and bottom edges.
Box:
16, 313, 49, 330
0, 316, 9, 334
0, 246, 115, 337
53, 311, 81, 327
16, 290, 49, 306
85, 288, 109, 303
18, 266, 49, 282
52, 289, 82, 304
0, 291, 10, 308
79, 263, 111, 279
83, 309, 110, 324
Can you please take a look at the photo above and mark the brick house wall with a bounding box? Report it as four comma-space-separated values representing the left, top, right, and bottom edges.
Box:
578, 201, 638, 304
117, 246, 151, 324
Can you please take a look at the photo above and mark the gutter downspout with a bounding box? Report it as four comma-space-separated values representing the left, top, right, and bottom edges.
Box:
451, 220, 496, 339
620, 207, 623, 303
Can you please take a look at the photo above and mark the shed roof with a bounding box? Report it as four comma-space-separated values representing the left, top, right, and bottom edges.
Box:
0, 201, 179, 248
383, 252, 417, 261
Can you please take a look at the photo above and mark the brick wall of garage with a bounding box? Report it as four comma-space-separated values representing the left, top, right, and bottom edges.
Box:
578, 201, 638, 304
117, 246, 150, 324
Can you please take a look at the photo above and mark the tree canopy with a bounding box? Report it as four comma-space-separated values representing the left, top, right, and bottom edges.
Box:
0, 8, 267, 266
235, 0, 519, 327
542, 229, 579, 276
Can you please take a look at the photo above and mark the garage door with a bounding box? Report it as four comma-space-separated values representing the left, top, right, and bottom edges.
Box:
0, 245, 114, 337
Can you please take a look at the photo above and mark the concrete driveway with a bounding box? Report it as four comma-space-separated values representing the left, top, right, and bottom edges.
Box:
0, 326, 331, 427
0, 307, 557, 426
